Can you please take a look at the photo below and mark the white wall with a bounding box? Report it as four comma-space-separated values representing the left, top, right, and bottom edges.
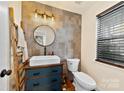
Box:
81, 1, 124, 90
0, 1, 21, 90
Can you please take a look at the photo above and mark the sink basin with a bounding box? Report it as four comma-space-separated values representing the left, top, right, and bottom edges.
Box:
29, 55, 60, 66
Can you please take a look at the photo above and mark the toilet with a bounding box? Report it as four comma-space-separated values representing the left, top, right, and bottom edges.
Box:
67, 58, 96, 91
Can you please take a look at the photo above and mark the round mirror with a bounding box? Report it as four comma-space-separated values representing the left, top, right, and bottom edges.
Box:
33, 25, 55, 47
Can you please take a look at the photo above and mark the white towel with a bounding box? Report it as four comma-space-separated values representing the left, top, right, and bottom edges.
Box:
17, 26, 29, 62
17, 26, 25, 48
23, 41, 29, 62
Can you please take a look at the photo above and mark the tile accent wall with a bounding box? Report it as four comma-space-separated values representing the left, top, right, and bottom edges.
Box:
22, 1, 81, 60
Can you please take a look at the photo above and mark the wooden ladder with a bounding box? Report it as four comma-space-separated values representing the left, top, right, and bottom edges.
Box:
9, 7, 26, 91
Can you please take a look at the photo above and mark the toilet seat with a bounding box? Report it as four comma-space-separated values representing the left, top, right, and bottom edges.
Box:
72, 72, 96, 90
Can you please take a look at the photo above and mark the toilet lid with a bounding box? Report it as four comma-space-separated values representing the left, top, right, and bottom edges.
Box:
73, 72, 96, 86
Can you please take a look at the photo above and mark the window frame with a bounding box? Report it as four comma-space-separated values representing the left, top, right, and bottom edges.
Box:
96, 1, 124, 68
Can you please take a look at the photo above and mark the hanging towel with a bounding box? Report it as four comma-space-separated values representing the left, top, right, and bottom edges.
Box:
17, 26, 25, 48
17, 26, 29, 62
22, 41, 29, 62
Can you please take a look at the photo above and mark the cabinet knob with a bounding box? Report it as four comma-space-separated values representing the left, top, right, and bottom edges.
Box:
52, 70, 58, 72
51, 79, 57, 82
33, 72, 40, 76
33, 82, 40, 87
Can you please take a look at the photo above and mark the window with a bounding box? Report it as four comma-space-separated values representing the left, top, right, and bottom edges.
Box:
96, 2, 124, 68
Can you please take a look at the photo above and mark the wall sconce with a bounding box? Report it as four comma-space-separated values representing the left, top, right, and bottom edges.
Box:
34, 9, 55, 22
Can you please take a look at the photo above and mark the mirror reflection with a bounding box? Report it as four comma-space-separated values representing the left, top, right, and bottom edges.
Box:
34, 25, 55, 46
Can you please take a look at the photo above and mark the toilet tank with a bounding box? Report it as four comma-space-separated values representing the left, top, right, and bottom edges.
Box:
67, 59, 80, 72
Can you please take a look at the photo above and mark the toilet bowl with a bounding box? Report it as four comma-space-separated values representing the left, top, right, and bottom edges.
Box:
73, 72, 96, 90
67, 59, 96, 91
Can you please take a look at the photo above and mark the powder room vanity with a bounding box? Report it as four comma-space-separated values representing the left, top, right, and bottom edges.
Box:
24, 25, 64, 91
24, 63, 63, 91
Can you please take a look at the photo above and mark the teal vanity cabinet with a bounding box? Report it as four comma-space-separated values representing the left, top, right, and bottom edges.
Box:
24, 63, 63, 91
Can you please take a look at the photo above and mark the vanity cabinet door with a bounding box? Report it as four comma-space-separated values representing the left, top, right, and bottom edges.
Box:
26, 66, 62, 78
25, 65, 63, 91
25, 75, 62, 91
26, 82, 61, 91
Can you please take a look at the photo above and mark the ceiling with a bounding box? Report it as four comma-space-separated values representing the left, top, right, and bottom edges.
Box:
38, 1, 93, 14
38, 1, 118, 15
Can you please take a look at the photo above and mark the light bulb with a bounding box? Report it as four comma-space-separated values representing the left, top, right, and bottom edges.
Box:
34, 9, 38, 18
43, 13, 47, 21
51, 14, 54, 22
34, 12, 38, 18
